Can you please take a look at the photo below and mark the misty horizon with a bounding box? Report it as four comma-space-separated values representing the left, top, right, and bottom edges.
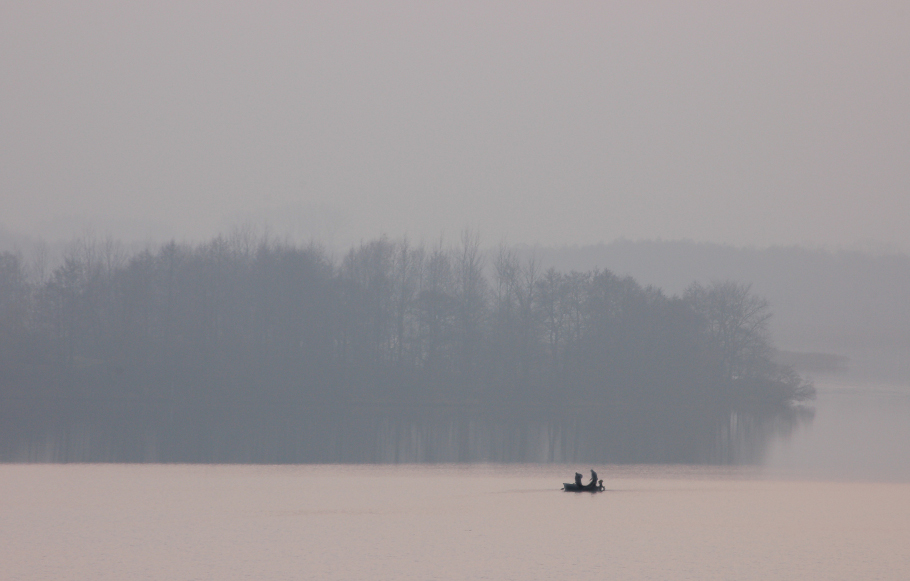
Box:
3, 1, 910, 251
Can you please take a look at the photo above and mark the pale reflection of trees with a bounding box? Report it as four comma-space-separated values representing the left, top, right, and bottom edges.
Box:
0, 401, 813, 464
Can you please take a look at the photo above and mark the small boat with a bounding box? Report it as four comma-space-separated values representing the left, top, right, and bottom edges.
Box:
563, 480, 605, 492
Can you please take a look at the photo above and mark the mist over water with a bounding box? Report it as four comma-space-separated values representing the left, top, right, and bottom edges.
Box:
765, 380, 910, 481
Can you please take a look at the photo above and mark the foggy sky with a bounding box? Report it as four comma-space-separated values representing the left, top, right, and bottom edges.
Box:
2, 1, 909, 250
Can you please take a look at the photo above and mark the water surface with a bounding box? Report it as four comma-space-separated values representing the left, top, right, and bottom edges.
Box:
3, 463, 908, 580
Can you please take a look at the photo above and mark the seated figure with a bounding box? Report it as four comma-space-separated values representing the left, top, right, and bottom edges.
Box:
574, 472, 583, 487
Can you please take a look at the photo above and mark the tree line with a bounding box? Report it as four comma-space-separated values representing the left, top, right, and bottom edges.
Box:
0, 231, 813, 462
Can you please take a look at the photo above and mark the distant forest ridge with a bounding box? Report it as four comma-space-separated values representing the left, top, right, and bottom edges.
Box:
522, 239, 910, 357
0, 232, 814, 463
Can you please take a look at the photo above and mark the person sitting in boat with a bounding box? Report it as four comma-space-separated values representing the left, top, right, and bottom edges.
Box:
574, 472, 583, 487
588, 469, 598, 488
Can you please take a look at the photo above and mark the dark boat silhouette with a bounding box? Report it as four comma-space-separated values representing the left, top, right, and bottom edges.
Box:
562, 470, 604, 492
563, 479, 605, 492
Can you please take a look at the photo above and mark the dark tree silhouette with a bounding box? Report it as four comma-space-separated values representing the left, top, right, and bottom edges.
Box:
0, 234, 812, 463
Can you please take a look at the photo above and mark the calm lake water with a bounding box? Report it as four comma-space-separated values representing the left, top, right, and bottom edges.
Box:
3, 380, 910, 580
2, 463, 909, 580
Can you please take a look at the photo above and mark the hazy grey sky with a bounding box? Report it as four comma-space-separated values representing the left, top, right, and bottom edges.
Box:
2, 1, 908, 250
